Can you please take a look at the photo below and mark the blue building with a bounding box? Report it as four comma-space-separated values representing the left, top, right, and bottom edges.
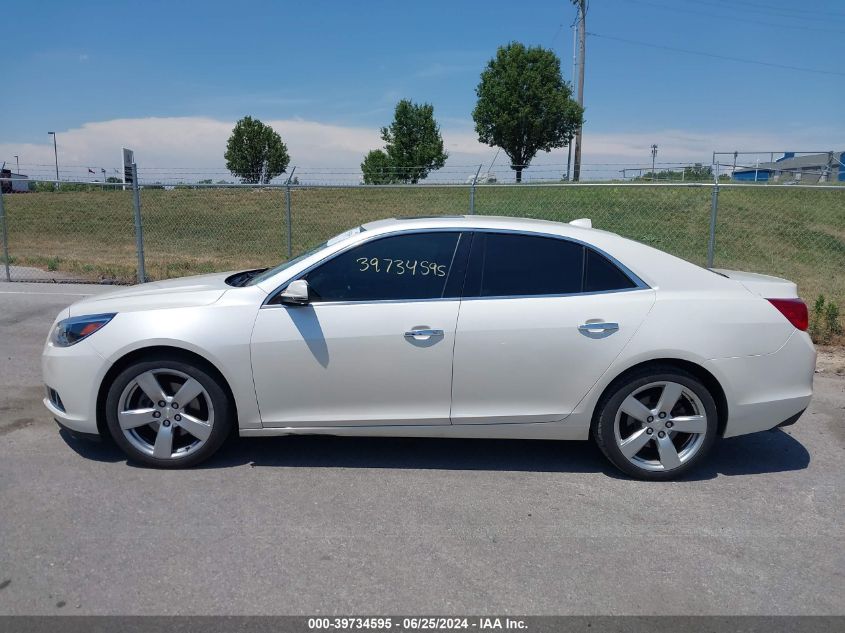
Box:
732, 152, 845, 183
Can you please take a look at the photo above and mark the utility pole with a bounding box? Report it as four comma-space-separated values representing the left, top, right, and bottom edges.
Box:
566, 21, 577, 181
48, 132, 59, 182
571, 0, 586, 181
651, 144, 658, 181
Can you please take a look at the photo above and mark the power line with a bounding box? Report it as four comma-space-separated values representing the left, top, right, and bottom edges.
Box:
616, 0, 845, 34
549, 22, 565, 47
681, 0, 845, 23
586, 31, 845, 77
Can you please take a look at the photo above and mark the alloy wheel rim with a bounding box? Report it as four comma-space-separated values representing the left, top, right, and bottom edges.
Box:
613, 381, 707, 472
118, 368, 214, 460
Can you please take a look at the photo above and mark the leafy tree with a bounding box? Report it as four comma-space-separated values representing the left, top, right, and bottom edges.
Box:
106, 176, 122, 183
634, 165, 729, 183
683, 164, 710, 180
361, 100, 448, 184
473, 42, 583, 182
361, 149, 397, 185
224, 116, 290, 184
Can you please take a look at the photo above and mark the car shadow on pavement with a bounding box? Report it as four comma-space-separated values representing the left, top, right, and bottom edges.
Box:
211, 426, 810, 480
58, 429, 125, 463
59, 427, 810, 480
215, 435, 619, 475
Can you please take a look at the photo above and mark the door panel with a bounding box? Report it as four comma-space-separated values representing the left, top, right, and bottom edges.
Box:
250, 230, 471, 428
450, 292, 655, 425
252, 301, 460, 427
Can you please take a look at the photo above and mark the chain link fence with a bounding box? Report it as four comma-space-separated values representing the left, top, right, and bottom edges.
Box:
1, 176, 843, 308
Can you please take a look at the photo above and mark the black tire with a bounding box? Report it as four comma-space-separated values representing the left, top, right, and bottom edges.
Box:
593, 366, 718, 481
105, 356, 233, 468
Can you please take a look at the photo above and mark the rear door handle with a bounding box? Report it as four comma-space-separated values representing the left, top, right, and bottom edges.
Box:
404, 328, 444, 339
578, 322, 619, 333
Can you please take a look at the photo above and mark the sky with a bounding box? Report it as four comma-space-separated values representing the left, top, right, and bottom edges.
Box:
1, 0, 843, 182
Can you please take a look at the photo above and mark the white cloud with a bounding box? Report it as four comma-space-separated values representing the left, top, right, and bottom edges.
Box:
0, 117, 381, 180
1, 115, 838, 183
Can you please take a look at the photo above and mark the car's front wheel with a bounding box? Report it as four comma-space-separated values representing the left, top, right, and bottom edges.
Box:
105, 357, 232, 468
593, 366, 718, 480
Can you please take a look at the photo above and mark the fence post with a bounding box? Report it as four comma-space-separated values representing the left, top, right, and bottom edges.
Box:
285, 166, 296, 259
131, 163, 146, 283
0, 187, 10, 282
706, 180, 720, 269
469, 164, 482, 215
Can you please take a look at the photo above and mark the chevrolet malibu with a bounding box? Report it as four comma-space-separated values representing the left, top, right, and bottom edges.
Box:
42, 216, 815, 480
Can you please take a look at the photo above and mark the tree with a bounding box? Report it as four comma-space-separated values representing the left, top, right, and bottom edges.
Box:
224, 116, 290, 184
473, 42, 583, 182
683, 163, 714, 181
361, 149, 397, 185
361, 99, 448, 184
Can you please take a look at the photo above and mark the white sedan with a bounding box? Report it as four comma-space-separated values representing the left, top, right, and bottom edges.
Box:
42, 216, 815, 480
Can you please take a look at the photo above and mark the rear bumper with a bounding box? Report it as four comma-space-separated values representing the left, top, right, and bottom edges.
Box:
777, 409, 805, 428
712, 331, 815, 438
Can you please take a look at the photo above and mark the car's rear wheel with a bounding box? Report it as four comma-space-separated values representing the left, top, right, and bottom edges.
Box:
105, 357, 232, 468
593, 367, 718, 480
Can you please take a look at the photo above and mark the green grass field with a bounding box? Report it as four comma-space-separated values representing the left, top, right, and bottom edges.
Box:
2, 184, 843, 307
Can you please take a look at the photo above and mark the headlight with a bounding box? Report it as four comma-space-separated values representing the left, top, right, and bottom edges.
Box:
51, 313, 116, 347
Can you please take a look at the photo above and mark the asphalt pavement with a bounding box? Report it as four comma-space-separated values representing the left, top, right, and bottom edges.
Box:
0, 282, 843, 615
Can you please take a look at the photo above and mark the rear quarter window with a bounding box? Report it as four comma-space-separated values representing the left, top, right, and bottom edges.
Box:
584, 248, 637, 292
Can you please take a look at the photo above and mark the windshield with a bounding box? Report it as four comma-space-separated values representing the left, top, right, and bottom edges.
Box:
246, 225, 365, 286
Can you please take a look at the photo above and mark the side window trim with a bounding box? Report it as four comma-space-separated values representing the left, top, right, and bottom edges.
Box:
460, 229, 649, 300
263, 229, 474, 307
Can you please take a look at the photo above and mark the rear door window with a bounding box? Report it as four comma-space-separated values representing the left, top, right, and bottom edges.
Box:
463, 232, 639, 297
464, 233, 584, 297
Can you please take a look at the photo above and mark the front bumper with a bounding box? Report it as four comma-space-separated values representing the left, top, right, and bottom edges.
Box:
53, 417, 103, 441
42, 337, 109, 436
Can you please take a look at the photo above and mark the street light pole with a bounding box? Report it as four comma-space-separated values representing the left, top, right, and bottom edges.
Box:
13, 155, 19, 173
48, 132, 59, 182
651, 144, 658, 181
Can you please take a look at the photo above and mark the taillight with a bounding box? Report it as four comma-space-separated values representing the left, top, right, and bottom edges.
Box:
767, 298, 808, 331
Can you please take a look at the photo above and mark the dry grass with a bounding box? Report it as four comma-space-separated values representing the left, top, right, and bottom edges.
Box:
2, 185, 843, 311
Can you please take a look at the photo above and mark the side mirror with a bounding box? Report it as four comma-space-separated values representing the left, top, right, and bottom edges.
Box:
279, 279, 310, 305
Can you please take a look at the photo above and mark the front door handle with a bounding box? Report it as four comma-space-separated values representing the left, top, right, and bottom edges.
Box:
578, 322, 620, 333
404, 328, 444, 339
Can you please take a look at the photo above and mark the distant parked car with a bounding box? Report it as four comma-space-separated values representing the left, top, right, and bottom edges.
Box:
43, 216, 815, 479
465, 172, 497, 184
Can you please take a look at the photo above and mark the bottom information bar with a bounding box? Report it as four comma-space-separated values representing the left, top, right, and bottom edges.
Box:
1, 616, 844, 633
